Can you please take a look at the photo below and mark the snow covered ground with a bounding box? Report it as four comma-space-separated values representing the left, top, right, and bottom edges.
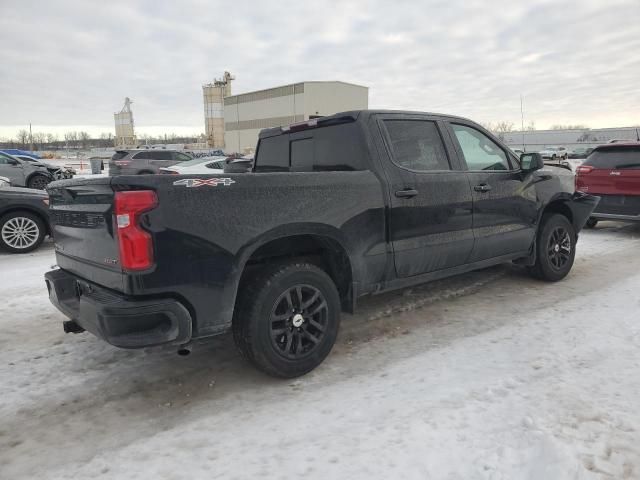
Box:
1, 222, 639, 479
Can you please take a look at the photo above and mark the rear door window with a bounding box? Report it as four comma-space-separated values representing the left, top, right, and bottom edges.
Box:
132, 151, 151, 159
152, 151, 173, 161
383, 120, 451, 171
172, 152, 191, 162
584, 148, 640, 169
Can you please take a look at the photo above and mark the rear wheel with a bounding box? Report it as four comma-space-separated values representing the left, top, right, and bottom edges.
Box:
233, 261, 341, 378
585, 218, 598, 229
0, 211, 46, 253
27, 174, 51, 190
528, 214, 576, 281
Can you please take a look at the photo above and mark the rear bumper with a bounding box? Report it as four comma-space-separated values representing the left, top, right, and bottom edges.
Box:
45, 269, 192, 349
590, 194, 640, 221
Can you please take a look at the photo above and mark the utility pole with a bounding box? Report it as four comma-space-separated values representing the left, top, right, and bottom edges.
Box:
520, 95, 526, 152
29, 123, 33, 152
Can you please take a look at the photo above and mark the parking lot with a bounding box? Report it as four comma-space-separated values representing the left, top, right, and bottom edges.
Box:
1, 222, 639, 479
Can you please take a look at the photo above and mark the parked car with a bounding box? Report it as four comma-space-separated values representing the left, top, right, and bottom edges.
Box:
45, 110, 598, 378
224, 156, 253, 173
568, 147, 593, 159
539, 146, 569, 160
0, 185, 50, 253
13, 155, 75, 179
0, 151, 56, 189
109, 149, 194, 176
576, 143, 640, 227
510, 147, 524, 156
159, 156, 226, 175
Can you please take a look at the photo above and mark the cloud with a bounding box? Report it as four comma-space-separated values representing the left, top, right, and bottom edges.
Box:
0, 0, 639, 138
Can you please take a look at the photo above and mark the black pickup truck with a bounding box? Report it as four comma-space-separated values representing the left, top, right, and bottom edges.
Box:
45, 110, 598, 377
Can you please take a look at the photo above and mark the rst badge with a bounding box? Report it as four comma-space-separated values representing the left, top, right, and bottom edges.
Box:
173, 178, 236, 187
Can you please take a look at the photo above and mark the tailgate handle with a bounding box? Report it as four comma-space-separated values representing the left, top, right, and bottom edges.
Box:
395, 189, 418, 199
474, 184, 492, 192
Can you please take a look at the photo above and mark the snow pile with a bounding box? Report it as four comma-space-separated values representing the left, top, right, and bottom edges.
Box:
1, 223, 639, 479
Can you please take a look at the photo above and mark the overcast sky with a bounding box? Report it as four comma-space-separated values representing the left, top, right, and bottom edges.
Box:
1, 0, 639, 139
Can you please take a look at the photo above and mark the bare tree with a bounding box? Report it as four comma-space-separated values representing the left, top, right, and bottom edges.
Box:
493, 121, 515, 134
526, 121, 536, 131
33, 132, 47, 150
47, 133, 58, 144
17, 129, 29, 147
78, 131, 90, 149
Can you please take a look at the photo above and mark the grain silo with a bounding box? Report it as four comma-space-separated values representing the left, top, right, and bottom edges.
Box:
203, 72, 234, 148
114, 97, 136, 147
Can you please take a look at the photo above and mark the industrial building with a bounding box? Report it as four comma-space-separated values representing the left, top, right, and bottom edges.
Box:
503, 126, 640, 151
113, 98, 136, 147
202, 72, 234, 149
223, 81, 368, 153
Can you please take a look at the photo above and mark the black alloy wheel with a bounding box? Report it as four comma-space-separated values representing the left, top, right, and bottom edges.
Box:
269, 284, 328, 360
233, 261, 341, 378
528, 213, 576, 282
547, 226, 572, 271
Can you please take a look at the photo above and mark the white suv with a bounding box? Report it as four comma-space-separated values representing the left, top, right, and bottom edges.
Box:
539, 146, 569, 160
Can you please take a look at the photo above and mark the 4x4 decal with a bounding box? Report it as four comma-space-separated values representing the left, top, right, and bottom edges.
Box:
173, 178, 236, 187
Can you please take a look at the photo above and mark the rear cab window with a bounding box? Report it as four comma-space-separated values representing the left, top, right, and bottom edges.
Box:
112, 151, 129, 161
583, 147, 640, 170
255, 123, 367, 172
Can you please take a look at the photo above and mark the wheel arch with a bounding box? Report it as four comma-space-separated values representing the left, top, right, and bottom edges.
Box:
235, 226, 357, 314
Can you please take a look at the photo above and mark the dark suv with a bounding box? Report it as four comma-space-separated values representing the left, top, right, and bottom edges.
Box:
109, 149, 193, 175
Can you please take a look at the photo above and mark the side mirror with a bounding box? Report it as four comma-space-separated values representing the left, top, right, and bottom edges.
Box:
520, 152, 544, 172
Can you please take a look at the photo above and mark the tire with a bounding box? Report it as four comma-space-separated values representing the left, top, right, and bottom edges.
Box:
0, 211, 46, 253
233, 261, 341, 378
27, 174, 51, 190
528, 213, 576, 281
585, 217, 598, 229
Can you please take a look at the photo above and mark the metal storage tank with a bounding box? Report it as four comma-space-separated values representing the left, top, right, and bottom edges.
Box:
203, 72, 234, 148
114, 97, 136, 147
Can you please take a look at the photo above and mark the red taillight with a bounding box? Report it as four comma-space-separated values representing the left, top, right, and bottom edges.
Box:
114, 190, 158, 271
576, 165, 594, 175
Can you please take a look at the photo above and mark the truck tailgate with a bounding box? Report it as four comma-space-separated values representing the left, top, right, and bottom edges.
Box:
48, 179, 125, 290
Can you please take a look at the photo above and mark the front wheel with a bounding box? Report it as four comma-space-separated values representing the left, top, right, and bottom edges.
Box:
0, 211, 46, 253
528, 213, 576, 281
233, 261, 341, 378
27, 174, 51, 190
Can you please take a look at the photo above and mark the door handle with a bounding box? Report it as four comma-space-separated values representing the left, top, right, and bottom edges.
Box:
473, 184, 492, 192
395, 189, 419, 199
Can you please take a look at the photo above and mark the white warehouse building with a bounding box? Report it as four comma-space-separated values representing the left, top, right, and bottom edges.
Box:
223, 81, 368, 153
